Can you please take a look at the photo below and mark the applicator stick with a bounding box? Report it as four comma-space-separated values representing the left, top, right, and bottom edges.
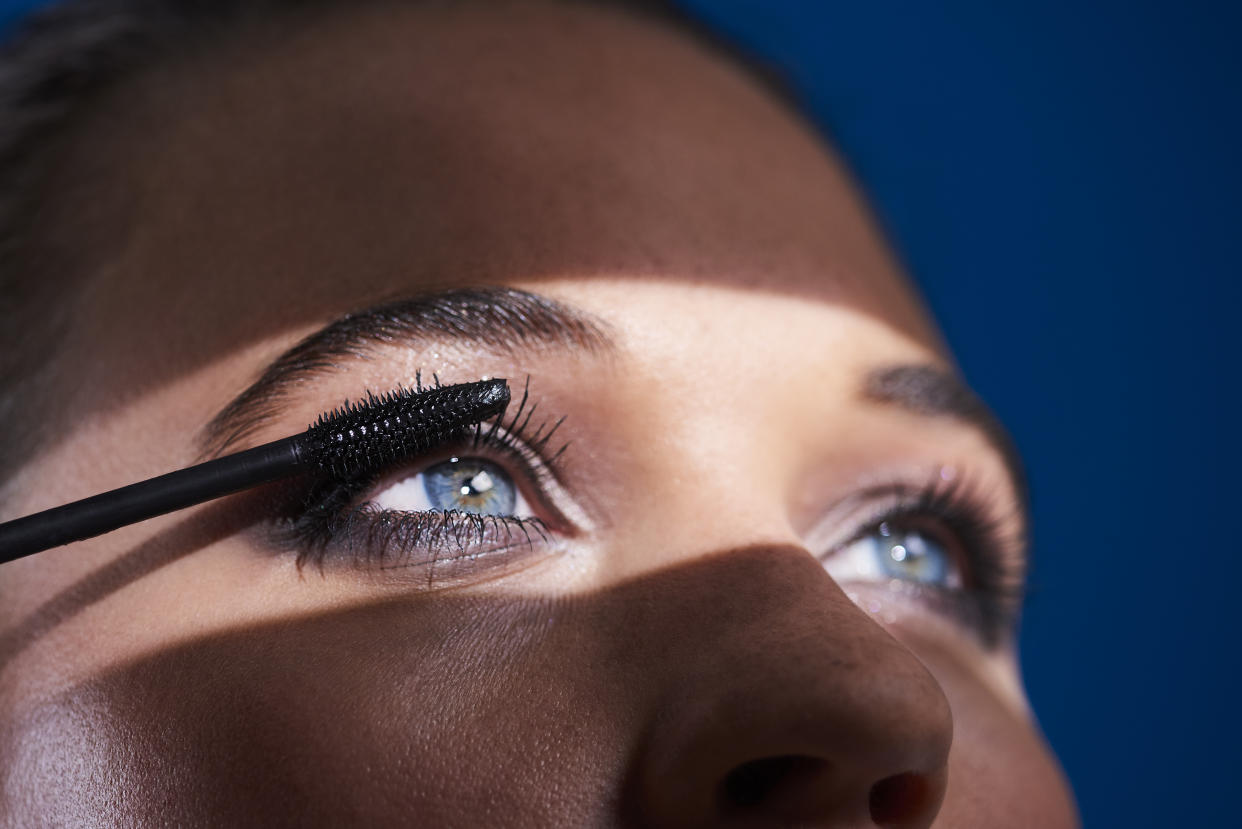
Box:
0, 379, 510, 563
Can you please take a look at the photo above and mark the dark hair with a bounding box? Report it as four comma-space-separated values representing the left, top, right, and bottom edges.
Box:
0, 0, 797, 486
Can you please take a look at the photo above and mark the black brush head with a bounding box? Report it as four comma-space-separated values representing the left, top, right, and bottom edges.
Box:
303, 379, 510, 478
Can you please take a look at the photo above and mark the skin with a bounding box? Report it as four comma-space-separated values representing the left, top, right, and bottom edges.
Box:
0, 2, 1077, 826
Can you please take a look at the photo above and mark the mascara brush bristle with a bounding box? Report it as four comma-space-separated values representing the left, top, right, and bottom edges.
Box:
303, 379, 510, 478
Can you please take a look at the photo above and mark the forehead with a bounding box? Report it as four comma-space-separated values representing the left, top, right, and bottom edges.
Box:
56, 1, 938, 406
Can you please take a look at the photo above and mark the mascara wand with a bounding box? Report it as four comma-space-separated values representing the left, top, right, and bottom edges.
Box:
0, 378, 510, 564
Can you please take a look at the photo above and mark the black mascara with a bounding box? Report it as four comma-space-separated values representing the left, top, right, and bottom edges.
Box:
0, 379, 510, 563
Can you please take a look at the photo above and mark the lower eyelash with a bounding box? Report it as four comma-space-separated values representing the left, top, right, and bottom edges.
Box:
298, 506, 549, 580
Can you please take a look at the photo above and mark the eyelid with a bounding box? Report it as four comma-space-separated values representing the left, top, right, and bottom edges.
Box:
802, 486, 923, 556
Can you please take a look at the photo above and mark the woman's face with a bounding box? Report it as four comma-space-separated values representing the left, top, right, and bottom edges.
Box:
0, 3, 1076, 825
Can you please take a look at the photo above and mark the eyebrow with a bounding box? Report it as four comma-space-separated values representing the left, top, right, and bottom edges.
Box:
863, 364, 1027, 503
199, 287, 614, 458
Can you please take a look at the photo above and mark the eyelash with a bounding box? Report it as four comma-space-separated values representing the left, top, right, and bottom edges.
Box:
272, 380, 569, 576
828, 472, 1027, 646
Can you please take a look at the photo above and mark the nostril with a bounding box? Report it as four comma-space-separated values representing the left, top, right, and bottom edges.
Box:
719, 754, 826, 811
869, 771, 932, 826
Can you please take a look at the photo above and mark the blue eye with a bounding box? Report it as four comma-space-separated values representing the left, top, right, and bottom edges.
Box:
370, 456, 531, 518
829, 521, 963, 590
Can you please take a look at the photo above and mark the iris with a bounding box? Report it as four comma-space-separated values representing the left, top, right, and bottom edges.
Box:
421, 457, 517, 515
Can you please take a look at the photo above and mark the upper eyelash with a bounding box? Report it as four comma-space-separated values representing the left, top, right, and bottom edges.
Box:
834, 471, 1028, 646
273, 376, 570, 572
472, 376, 571, 488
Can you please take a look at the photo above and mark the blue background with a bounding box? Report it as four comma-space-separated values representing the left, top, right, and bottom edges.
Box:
3, 0, 1239, 825
675, 1, 1241, 825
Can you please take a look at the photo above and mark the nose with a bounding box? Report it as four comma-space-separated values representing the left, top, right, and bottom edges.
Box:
626, 545, 953, 828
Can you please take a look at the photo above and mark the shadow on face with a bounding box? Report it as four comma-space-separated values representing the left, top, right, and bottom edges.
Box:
2, 544, 1070, 827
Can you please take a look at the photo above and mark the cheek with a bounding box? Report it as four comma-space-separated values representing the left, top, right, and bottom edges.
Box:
1, 596, 639, 825
924, 653, 1079, 827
